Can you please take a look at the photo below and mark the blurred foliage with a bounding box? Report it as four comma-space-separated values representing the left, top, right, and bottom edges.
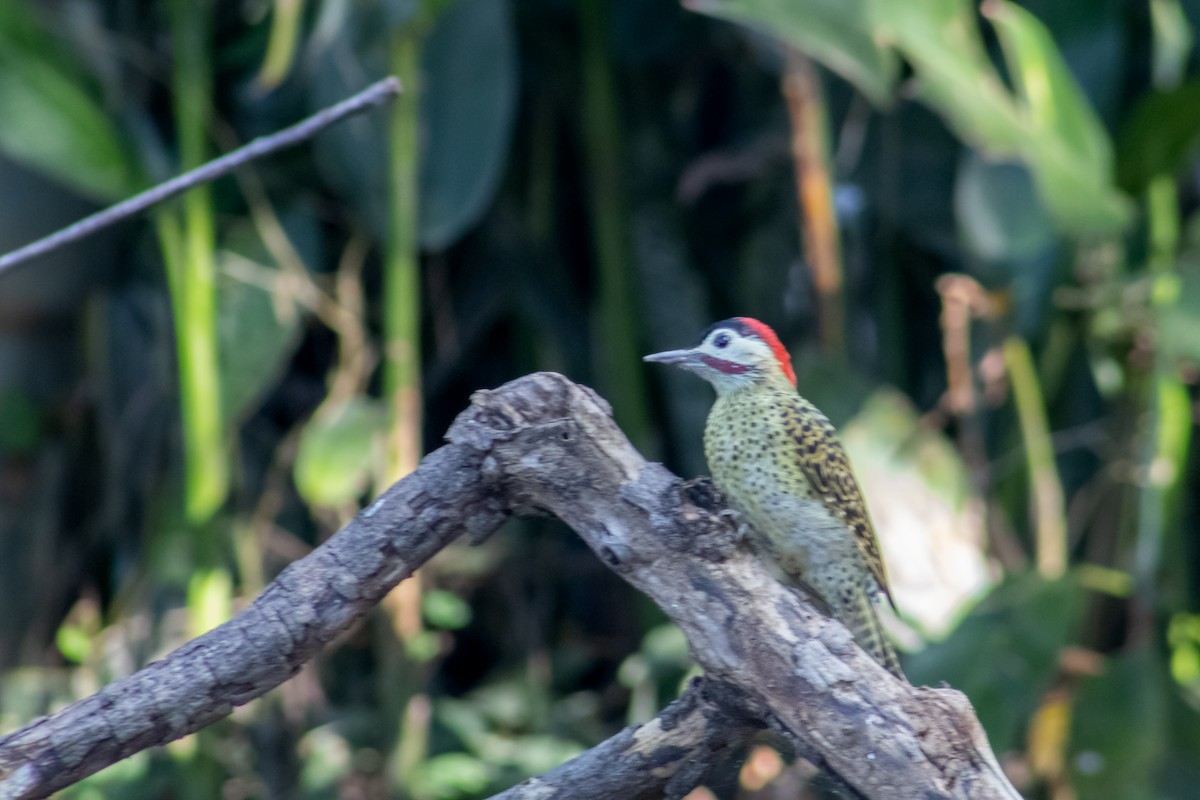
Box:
3, 0, 1200, 798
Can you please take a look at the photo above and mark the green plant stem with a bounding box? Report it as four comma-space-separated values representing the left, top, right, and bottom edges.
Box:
383, 23, 429, 795
578, 0, 652, 446
1004, 336, 1067, 578
395, 693, 431, 787
385, 27, 423, 483
256, 0, 306, 90
1135, 176, 1190, 609
165, 0, 227, 525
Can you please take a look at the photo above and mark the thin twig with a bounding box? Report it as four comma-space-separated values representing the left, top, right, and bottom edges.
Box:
0, 76, 402, 278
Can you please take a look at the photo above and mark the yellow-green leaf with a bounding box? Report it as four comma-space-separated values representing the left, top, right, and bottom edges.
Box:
294, 397, 387, 508
688, 0, 897, 106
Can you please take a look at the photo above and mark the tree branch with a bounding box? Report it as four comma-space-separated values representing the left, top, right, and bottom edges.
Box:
493, 677, 760, 800
0, 373, 1020, 799
0, 77, 401, 278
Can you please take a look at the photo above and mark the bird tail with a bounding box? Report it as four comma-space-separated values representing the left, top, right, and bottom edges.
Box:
848, 592, 904, 679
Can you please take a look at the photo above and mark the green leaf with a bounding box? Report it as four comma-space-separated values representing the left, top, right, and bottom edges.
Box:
308, 0, 516, 251
1116, 81, 1200, 192
434, 690, 585, 778
955, 152, 1054, 263
404, 630, 443, 662
1161, 256, 1200, 367
55, 624, 91, 664
874, 0, 1131, 236
423, 589, 472, 630
687, 0, 897, 106
904, 573, 1086, 751
0, 0, 132, 200
187, 567, 233, 637
1071, 648, 1168, 799
1020, 140, 1132, 235
419, 0, 518, 249
678, 0, 1131, 237
984, 0, 1131, 234
0, 389, 41, 454
216, 251, 302, 425
1160, 676, 1200, 796
1169, 612, 1200, 700
504, 735, 583, 776
875, 0, 1025, 152
1150, 0, 1193, 88
986, 0, 1111, 173
294, 397, 387, 508
297, 726, 353, 794
409, 753, 492, 800
308, 23, 390, 239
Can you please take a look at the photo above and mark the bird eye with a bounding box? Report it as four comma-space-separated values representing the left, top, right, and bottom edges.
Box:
713, 333, 731, 349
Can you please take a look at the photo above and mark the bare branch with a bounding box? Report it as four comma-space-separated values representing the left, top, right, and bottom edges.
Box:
0, 373, 1020, 799
0, 444, 503, 799
0, 77, 401, 278
493, 677, 760, 800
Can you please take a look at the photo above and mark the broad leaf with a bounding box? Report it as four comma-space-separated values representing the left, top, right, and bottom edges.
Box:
0, 1, 132, 201
308, 0, 518, 251
1071, 648, 1168, 798
955, 152, 1054, 264
420, 0, 518, 249
216, 251, 302, 425
1116, 81, 1200, 192
294, 397, 387, 508
986, 0, 1131, 233
875, 0, 1025, 152
688, 0, 897, 106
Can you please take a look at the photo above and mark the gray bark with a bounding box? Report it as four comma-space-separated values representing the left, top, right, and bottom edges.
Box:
0, 372, 1021, 800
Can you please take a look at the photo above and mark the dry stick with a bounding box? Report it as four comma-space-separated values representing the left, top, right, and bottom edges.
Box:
0, 373, 1021, 800
0, 76, 402, 278
783, 50, 844, 356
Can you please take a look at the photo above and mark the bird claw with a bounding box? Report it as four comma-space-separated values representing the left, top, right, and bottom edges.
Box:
718, 508, 750, 543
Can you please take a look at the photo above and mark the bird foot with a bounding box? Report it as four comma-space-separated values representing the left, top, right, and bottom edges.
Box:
717, 508, 750, 543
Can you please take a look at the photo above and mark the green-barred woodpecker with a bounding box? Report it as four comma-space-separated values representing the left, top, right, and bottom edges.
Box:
645, 317, 902, 678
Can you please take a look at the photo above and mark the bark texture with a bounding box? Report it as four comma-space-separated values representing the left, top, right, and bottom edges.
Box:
0, 372, 1020, 800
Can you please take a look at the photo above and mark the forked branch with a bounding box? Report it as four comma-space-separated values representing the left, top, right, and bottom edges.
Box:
0, 373, 1019, 799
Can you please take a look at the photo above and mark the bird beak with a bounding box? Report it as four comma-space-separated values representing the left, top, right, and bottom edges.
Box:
643, 348, 700, 367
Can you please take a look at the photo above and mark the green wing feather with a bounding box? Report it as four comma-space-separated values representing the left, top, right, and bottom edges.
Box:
785, 396, 897, 611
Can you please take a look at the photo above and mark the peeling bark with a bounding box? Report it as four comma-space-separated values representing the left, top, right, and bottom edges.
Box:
0, 373, 1020, 800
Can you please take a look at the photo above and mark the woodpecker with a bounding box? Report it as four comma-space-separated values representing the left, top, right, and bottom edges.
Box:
645, 317, 902, 678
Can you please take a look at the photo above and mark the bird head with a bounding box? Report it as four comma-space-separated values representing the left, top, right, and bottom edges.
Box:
644, 317, 796, 395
